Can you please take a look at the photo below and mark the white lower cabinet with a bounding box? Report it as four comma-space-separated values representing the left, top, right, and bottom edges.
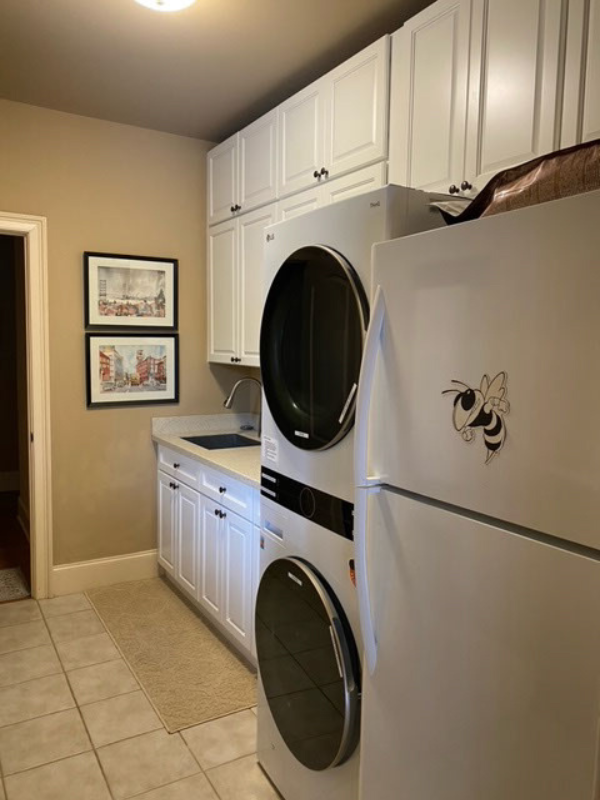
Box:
157, 455, 258, 661
157, 471, 176, 575
222, 510, 253, 650
176, 483, 200, 598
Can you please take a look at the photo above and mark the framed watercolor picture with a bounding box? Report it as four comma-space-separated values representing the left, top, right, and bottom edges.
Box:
86, 333, 179, 408
84, 252, 178, 329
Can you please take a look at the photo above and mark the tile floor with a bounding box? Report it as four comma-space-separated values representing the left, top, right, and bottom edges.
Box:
0, 593, 280, 800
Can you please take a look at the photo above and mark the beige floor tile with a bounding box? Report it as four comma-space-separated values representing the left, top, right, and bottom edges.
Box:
4, 752, 111, 800
39, 594, 91, 619
46, 611, 104, 644
0, 708, 91, 775
0, 621, 50, 655
55, 633, 120, 671
0, 645, 62, 689
182, 710, 256, 770
0, 600, 41, 629
0, 674, 75, 728
97, 729, 200, 800
81, 690, 162, 748
136, 773, 219, 800
206, 755, 280, 800
68, 659, 138, 705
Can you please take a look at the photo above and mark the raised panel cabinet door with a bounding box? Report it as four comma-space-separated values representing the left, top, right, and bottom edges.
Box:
278, 78, 325, 198
389, 0, 471, 193
221, 510, 253, 649
239, 109, 278, 213
198, 497, 222, 619
208, 133, 238, 225
175, 483, 200, 598
561, 0, 600, 146
208, 219, 237, 364
465, 0, 564, 191
325, 35, 390, 178
278, 185, 322, 220
238, 202, 278, 367
157, 471, 175, 574
322, 162, 387, 205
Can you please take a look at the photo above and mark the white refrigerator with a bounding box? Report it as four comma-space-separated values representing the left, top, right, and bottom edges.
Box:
354, 190, 600, 800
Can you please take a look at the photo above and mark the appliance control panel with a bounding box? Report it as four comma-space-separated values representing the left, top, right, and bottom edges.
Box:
261, 467, 354, 539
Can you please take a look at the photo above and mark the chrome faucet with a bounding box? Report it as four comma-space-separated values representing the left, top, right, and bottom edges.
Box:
223, 377, 262, 438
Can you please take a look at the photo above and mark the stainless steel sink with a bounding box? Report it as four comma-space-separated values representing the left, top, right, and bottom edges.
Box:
181, 433, 260, 450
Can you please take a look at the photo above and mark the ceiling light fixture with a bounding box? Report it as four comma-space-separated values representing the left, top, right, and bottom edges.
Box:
134, 0, 197, 11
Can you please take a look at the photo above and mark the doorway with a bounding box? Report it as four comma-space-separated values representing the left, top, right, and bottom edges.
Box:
0, 236, 30, 600
0, 212, 52, 599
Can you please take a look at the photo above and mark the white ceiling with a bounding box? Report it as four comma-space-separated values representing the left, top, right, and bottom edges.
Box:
0, 0, 432, 142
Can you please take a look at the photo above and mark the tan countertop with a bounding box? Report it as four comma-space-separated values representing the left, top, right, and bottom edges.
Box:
152, 430, 261, 488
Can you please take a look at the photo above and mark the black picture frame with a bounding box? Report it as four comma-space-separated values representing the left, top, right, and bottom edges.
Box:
85, 333, 179, 408
84, 252, 178, 331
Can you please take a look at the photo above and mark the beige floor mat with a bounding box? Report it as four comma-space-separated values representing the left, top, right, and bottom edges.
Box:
87, 578, 256, 733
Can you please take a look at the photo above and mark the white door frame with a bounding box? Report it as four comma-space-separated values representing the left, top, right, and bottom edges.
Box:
0, 211, 52, 599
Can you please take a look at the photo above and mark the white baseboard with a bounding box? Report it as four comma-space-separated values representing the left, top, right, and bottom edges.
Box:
17, 497, 30, 542
51, 550, 158, 597
0, 472, 19, 492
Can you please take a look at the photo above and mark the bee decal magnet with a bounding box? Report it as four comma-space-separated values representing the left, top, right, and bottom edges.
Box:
442, 372, 510, 464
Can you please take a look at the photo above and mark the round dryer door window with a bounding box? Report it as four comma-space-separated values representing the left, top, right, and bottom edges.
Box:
255, 557, 361, 771
260, 245, 368, 451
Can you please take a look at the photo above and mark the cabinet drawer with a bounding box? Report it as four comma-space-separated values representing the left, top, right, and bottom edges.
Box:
201, 466, 254, 521
158, 446, 202, 492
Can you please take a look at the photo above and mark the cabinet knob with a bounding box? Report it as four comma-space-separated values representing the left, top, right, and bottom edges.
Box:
460, 180, 473, 191
219, 486, 226, 494
214, 509, 220, 516
320, 167, 329, 178
313, 170, 321, 180
173, 483, 179, 490
221, 511, 227, 519
169, 482, 176, 489
230, 205, 235, 213
234, 204, 241, 212
173, 463, 180, 469
448, 184, 460, 195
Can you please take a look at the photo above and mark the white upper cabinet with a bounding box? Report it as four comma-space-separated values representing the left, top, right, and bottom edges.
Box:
390, 0, 566, 195
278, 79, 325, 198
208, 202, 278, 366
278, 36, 390, 199
325, 36, 390, 177
322, 162, 387, 205
562, 0, 600, 146
207, 219, 237, 364
389, 0, 471, 193
465, 0, 564, 192
208, 111, 278, 225
239, 109, 278, 212
278, 184, 323, 220
208, 134, 238, 225
238, 204, 277, 366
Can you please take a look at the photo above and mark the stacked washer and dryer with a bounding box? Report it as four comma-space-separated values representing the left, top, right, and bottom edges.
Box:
255, 186, 446, 800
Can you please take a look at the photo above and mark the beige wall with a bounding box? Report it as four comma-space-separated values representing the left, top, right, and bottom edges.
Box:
0, 98, 249, 564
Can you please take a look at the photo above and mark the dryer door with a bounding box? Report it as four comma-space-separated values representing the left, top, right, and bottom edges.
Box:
260, 245, 368, 451
255, 556, 361, 771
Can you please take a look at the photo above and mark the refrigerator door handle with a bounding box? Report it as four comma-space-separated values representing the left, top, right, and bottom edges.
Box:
355, 486, 380, 675
355, 284, 386, 488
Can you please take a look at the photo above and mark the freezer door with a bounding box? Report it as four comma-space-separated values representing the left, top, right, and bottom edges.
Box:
358, 487, 600, 800
363, 190, 600, 550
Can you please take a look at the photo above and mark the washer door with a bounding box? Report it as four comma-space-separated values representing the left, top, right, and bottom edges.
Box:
255, 557, 361, 771
260, 245, 368, 451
